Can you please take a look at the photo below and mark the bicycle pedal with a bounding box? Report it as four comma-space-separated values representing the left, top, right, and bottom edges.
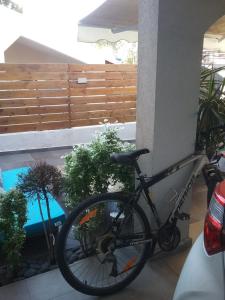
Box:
175, 212, 190, 221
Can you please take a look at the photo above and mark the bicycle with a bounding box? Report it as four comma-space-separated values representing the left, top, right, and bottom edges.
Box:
56, 127, 225, 296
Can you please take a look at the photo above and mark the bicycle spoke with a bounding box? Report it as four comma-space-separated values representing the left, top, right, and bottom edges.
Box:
57, 196, 151, 294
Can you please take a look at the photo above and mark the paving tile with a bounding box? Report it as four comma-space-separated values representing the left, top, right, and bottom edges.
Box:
31, 151, 57, 161
51, 289, 96, 300
51, 260, 178, 300
191, 181, 207, 222
30, 155, 65, 168
0, 161, 35, 171
161, 249, 189, 276
0, 259, 178, 300
31, 149, 70, 161
25, 268, 73, 300
39, 158, 64, 167
47, 149, 72, 159
108, 260, 179, 300
0, 153, 34, 170
0, 280, 31, 300
0, 153, 33, 163
189, 220, 204, 243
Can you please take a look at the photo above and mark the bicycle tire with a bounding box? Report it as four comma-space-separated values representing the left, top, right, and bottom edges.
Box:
56, 193, 152, 296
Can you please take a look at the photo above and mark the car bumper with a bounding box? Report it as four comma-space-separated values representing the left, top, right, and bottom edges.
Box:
173, 233, 225, 300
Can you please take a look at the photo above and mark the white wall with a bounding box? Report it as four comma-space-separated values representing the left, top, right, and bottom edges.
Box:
0, 123, 136, 153
137, 0, 225, 240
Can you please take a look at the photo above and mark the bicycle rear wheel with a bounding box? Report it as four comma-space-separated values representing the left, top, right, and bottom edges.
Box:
56, 193, 152, 296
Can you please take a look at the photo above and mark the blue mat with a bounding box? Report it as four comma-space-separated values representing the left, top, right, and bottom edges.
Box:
1, 167, 65, 237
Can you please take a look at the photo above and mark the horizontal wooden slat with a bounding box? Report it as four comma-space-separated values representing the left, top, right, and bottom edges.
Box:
0, 71, 136, 81
0, 121, 70, 133
0, 99, 39, 108
0, 80, 68, 90
69, 72, 136, 80
71, 115, 135, 127
0, 89, 68, 99
69, 64, 136, 72
0, 79, 135, 90
0, 98, 69, 108
71, 108, 136, 120
0, 111, 135, 127
69, 79, 136, 88
0, 98, 136, 113
0, 87, 135, 99
69, 87, 136, 97
40, 113, 69, 123
0, 123, 39, 133
0, 64, 136, 73
0, 113, 69, 125
0, 115, 41, 125
0, 64, 68, 72
0, 105, 68, 116
71, 101, 136, 113
70, 95, 136, 105
40, 121, 70, 131
0, 72, 69, 81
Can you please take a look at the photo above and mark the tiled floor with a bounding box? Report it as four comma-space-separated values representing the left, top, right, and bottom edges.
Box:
0, 148, 207, 300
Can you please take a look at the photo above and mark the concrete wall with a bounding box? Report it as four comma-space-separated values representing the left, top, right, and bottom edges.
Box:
137, 0, 225, 239
0, 123, 136, 153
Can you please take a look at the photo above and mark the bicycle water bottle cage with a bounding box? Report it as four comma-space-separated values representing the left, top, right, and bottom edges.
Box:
110, 149, 150, 165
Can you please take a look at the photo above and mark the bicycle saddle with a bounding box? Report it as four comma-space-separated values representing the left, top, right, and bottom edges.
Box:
110, 148, 150, 165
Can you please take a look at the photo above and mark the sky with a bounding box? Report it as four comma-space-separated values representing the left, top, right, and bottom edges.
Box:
11, 0, 107, 63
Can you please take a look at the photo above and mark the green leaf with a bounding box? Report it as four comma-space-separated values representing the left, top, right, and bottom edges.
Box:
196, 65, 225, 156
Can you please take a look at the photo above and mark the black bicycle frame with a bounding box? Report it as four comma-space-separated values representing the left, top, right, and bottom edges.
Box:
133, 153, 207, 228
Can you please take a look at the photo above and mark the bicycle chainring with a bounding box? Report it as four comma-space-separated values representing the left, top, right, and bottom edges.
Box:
158, 222, 181, 252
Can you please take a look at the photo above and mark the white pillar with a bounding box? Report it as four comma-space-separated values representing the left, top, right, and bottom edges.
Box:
137, 0, 225, 241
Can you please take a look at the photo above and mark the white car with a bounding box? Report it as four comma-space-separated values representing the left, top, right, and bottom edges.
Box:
173, 179, 225, 300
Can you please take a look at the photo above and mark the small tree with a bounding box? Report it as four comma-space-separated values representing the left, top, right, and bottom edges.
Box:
18, 163, 63, 264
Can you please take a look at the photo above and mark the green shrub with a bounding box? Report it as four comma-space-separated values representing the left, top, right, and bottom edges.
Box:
0, 189, 27, 270
64, 125, 135, 209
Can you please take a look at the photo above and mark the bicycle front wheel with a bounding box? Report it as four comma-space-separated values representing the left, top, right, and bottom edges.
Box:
56, 193, 152, 296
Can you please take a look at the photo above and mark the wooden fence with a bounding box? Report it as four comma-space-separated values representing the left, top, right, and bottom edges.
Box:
0, 64, 137, 134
